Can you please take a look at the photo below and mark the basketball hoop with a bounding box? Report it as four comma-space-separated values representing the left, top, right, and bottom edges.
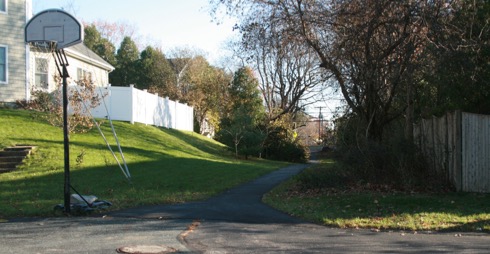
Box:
25, 9, 84, 214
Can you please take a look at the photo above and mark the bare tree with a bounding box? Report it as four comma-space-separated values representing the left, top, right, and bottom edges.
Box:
89, 20, 139, 49
219, 2, 328, 122
242, 20, 328, 121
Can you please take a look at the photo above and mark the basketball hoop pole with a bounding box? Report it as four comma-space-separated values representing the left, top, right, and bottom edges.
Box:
54, 49, 71, 214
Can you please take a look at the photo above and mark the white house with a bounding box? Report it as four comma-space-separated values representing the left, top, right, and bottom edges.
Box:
28, 43, 115, 92
0, 0, 114, 104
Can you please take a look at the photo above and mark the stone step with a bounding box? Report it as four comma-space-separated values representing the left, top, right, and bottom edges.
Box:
4, 145, 36, 152
0, 162, 19, 169
0, 168, 15, 173
0, 156, 24, 163
0, 145, 36, 174
0, 150, 30, 157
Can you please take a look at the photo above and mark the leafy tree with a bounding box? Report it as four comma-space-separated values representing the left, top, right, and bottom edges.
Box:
228, 67, 264, 120
137, 46, 176, 95
217, 67, 265, 158
83, 24, 100, 51
183, 56, 232, 135
162, 48, 231, 134
110, 36, 139, 86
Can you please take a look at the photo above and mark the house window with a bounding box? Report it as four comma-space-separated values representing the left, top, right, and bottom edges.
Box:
0, 0, 6, 13
0, 46, 6, 83
77, 68, 92, 84
35, 58, 48, 89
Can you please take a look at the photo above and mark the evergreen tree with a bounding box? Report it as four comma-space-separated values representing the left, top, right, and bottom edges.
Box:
137, 46, 176, 94
110, 36, 139, 86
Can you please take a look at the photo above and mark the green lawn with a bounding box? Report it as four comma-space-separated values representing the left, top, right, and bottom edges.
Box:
264, 156, 490, 233
0, 109, 286, 219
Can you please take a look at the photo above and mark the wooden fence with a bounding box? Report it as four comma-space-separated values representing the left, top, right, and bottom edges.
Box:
91, 85, 194, 132
414, 111, 490, 192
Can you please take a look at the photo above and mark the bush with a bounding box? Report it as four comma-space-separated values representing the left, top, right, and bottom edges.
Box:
17, 77, 104, 133
263, 125, 309, 163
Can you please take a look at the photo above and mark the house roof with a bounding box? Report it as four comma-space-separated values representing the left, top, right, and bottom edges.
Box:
64, 43, 115, 72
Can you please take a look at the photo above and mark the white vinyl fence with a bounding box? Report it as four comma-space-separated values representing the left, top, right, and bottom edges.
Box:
91, 85, 194, 132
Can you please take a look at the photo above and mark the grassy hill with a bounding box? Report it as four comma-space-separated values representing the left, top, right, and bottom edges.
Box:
0, 109, 286, 219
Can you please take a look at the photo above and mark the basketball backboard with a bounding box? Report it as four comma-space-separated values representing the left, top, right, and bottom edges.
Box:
25, 9, 83, 50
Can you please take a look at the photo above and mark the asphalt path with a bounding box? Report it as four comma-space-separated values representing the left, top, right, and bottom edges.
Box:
1, 153, 490, 253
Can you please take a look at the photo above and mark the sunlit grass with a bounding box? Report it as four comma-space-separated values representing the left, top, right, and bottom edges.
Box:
0, 109, 286, 218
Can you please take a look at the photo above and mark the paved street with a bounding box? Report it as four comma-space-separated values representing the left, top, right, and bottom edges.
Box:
185, 221, 490, 253
0, 217, 191, 253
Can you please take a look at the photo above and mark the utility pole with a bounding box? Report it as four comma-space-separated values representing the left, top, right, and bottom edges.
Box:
315, 106, 324, 142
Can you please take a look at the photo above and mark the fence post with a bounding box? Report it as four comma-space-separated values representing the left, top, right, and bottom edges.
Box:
143, 89, 148, 125
106, 84, 112, 119
165, 97, 169, 128
154, 93, 159, 127
175, 100, 178, 129
129, 84, 135, 124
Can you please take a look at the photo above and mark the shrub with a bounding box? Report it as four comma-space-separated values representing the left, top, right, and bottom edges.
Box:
263, 125, 309, 163
18, 77, 104, 133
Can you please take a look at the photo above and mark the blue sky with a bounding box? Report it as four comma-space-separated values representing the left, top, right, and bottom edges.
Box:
32, 0, 237, 65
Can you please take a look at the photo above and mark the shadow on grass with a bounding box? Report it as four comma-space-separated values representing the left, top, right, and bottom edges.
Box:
0, 150, 279, 219
1, 112, 282, 219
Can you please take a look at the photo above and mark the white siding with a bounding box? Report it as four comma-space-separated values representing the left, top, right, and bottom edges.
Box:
0, 0, 29, 102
